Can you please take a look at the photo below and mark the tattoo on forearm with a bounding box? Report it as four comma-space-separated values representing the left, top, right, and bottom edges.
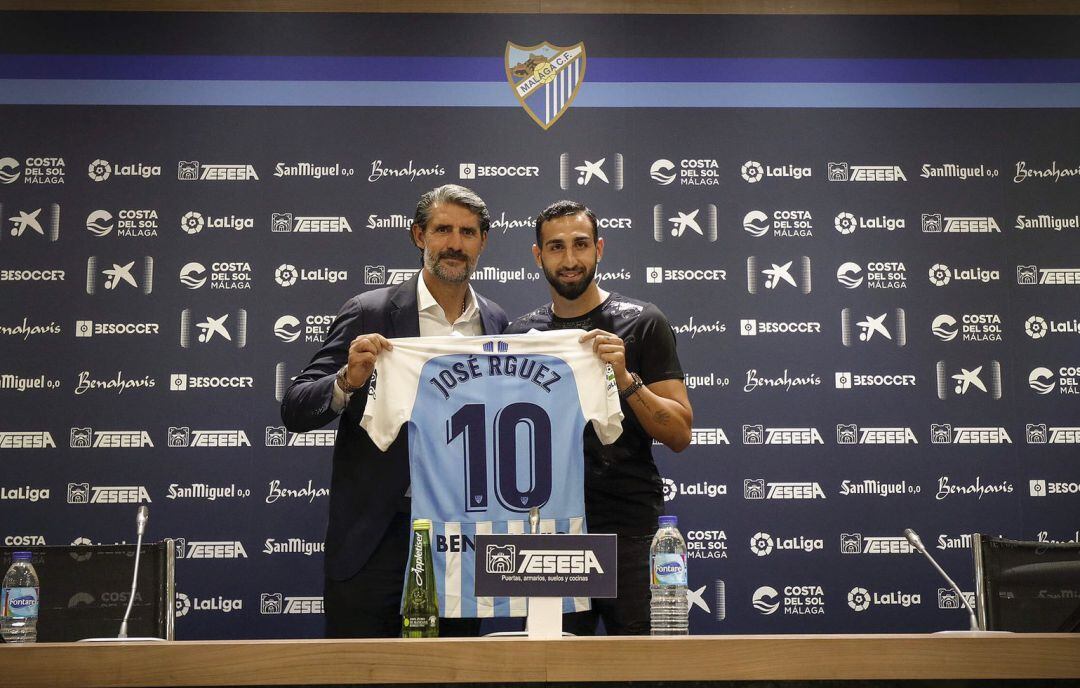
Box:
653, 409, 672, 426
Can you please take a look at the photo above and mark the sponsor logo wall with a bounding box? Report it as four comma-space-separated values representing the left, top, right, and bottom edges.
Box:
0, 13, 1077, 641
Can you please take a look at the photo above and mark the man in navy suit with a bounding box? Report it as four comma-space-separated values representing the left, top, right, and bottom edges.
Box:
281, 184, 508, 638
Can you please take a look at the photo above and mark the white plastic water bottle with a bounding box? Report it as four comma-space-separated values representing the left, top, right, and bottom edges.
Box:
1, 551, 39, 643
649, 515, 688, 635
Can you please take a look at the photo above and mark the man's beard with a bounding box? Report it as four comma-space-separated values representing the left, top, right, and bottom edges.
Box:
543, 262, 596, 300
426, 248, 474, 284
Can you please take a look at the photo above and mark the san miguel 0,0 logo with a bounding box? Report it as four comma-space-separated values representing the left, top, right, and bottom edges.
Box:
505, 41, 585, 130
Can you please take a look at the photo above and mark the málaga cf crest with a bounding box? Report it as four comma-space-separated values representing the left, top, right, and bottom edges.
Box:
505, 41, 586, 130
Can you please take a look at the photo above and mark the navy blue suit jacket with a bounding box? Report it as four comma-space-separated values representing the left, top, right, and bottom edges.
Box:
280, 273, 509, 580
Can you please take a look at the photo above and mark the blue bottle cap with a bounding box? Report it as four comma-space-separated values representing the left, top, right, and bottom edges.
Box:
658, 515, 678, 527
12, 551, 32, 560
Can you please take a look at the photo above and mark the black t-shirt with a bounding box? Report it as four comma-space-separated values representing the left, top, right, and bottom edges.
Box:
505, 293, 684, 535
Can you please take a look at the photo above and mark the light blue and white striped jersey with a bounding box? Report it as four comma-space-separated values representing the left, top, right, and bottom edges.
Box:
361, 330, 623, 618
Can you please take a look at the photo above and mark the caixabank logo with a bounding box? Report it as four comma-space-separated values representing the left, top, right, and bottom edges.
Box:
742, 209, 813, 238
177, 161, 258, 181
1018, 264, 1080, 286
828, 162, 907, 182
558, 153, 622, 190
935, 361, 1002, 400
846, 587, 921, 612
653, 205, 717, 242
85, 256, 153, 295
930, 424, 1012, 445
270, 212, 353, 233
179, 309, 247, 348
4, 204, 60, 242
746, 256, 811, 294
840, 309, 906, 347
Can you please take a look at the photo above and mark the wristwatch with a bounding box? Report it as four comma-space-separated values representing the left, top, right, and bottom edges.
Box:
619, 372, 644, 399
336, 364, 361, 395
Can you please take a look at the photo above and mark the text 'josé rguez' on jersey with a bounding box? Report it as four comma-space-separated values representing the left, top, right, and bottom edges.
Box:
360, 330, 623, 618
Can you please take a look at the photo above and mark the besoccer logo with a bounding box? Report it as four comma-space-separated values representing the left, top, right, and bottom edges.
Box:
88, 159, 111, 182
752, 586, 780, 614
929, 263, 951, 286
1025, 316, 1048, 339
749, 532, 774, 557
847, 587, 871, 611
275, 264, 298, 287
834, 212, 857, 235
485, 545, 516, 574
180, 211, 205, 235
662, 477, 677, 502
741, 161, 764, 183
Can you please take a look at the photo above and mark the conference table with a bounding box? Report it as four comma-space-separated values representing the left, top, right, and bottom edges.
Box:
2, 634, 1079, 687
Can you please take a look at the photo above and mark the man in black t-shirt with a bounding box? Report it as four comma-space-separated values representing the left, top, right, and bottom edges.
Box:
505, 200, 693, 635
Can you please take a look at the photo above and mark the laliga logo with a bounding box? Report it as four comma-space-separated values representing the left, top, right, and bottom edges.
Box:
180, 211, 205, 234
750, 532, 774, 557
752, 586, 780, 615
741, 161, 764, 183
847, 587, 871, 611
1029, 367, 1056, 395
88, 159, 111, 182
834, 212, 857, 235
650, 159, 676, 185
275, 264, 298, 287
929, 263, 951, 286
662, 477, 677, 502
1025, 316, 1048, 339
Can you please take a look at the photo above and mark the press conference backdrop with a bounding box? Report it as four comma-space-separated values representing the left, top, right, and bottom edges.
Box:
0, 12, 1078, 639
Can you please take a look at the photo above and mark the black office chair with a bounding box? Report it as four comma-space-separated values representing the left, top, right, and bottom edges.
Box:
972, 533, 1080, 632
0, 541, 175, 642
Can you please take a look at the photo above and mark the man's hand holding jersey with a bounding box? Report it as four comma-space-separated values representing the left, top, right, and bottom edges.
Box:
341, 334, 394, 391
580, 328, 693, 452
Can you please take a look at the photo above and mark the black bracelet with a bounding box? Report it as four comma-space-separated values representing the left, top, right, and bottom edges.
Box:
619, 372, 644, 399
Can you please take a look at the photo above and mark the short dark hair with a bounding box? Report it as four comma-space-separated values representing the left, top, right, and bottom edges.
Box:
534, 200, 598, 247
413, 184, 491, 244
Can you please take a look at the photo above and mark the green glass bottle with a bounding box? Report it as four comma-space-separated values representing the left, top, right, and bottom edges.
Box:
401, 518, 439, 638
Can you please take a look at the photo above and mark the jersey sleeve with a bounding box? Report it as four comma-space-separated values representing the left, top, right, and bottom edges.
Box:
558, 332, 624, 446
359, 340, 427, 451
637, 303, 685, 385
